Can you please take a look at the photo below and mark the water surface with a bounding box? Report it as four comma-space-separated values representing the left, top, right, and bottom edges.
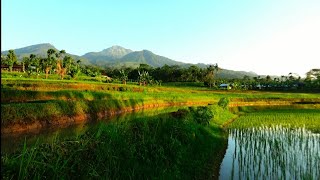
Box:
1, 106, 183, 154
219, 126, 320, 179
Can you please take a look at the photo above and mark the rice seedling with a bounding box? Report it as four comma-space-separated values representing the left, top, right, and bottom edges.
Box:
220, 126, 320, 179
228, 108, 320, 132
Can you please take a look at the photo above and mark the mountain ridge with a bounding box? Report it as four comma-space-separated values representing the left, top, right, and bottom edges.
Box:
1, 43, 258, 78
82, 45, 133, 64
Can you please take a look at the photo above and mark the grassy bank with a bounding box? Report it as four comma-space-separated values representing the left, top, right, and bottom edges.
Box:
2, 78, 320, 134
1, 105, 231, 179
2, 77, 319, 179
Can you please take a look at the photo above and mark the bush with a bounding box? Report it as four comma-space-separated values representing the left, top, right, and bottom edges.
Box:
188, 106, 213, 126
218, 97, 229, 109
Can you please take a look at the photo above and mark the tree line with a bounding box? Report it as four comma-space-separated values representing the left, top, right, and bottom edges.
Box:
1, 49, 319, 91
1, 49, 100, 79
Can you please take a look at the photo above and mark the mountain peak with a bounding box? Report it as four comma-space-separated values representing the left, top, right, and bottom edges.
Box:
102, 45, 132, 53
82, 45, 133, 61
142, 49, 152, 53
1, 43, 57, 57
109, 45, 125, 49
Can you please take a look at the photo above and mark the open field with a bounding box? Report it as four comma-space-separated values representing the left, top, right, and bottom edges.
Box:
1, 105, 232, 179
1, 76, 320, 179
1, 77, 319, 133
227, 107, 320, 132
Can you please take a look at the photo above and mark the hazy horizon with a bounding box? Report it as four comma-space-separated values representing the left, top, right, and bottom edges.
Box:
2, 0, 320, 77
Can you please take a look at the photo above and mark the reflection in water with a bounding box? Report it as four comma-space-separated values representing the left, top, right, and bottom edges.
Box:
1, 106, 184, 154
219, 126, 320, 180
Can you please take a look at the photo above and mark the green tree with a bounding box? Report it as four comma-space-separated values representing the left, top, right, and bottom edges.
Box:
204, 63, 219, 88
138, 70, 152, 86
68, 59, 81, 79
56, 50, 69, 80
119, 69, 128, 84
305, 69, 320, 89
5, 50, 18, 72
41, 49, 57, 79
30, 54, 41, 75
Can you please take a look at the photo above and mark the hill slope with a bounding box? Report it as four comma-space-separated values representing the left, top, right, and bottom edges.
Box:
1, 43, 57, 58
114, 50, 184, 67
2, 43, 259, 78
82, 46, 133, 65
1, 43, 91, 65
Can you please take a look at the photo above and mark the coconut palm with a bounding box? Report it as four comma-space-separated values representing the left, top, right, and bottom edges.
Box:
41, 49, 57, 79
5, 50, 17, 72
205, 63, 219, 88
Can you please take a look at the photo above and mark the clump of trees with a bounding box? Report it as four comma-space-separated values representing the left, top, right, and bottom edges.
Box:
1, 50, 18, 72
2, 49, 87, 80
1, 49, 319, 91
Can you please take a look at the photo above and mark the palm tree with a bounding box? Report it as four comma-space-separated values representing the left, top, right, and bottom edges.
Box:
56, 50, 69, 79
205, 63, 219, 88
6, 50, 17, 72
42, 49, 57, 79
28, 54, 41, 75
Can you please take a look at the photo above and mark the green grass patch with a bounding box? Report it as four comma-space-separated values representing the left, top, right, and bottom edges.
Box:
228, 108, 320, 132
1, 106, 228, 179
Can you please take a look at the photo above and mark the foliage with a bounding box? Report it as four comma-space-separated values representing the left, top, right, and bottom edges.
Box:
218, 97, 230, 109
2, 50, 320, 92
3, 50, 18, 72
138, 70, 153, 86
188, 106, 214, 125
119, 69, 128, 84
228, 108, 320, 132
81, 65, 102, 77
1, 109, 227, 179
204, 63, 219, 88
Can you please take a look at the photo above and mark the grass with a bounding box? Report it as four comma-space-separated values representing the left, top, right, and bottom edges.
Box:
1, 105, 231, 179
1, 77, 319, 132
1, 75, 320, 178
228, 107, 320, 132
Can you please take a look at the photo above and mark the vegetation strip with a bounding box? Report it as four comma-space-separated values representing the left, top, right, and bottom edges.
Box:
1, 105, 232, 179
1, 100, 214, 134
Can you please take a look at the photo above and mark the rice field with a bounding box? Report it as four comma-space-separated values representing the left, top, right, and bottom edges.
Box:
228, 108, 320, 132
220, 126, 320, 179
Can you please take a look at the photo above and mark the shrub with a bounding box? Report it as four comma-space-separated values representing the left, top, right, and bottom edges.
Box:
218, 97, 229, 109
189, 106, 213, 126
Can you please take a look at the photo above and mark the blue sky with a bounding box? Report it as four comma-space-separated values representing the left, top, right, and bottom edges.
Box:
2, 0, 320, 77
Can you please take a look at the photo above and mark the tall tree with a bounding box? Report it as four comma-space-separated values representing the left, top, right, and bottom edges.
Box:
42, 48, 57, 79
68, 59, 81, 79
6, 50, 18, 72
204, 63, 219, 88
56, 50, 68, 79
305, 69, 320, 88
29, 54, 41, 74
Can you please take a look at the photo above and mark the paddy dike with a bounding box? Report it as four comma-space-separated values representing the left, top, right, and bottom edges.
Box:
1, 100, 212, 134
2, 97, 319, 134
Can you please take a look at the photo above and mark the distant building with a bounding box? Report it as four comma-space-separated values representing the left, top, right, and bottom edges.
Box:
1, 65, 24, 72
219, 83, 231, 90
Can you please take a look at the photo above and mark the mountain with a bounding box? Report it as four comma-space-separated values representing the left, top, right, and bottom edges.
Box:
216, 69, 258, 79
2, 43, 259, 78
1, 43, 57, 58
1, 43, 91, 65
81, 47, 185, 68
115, 50, 184, 67
82, 46, 132, 65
